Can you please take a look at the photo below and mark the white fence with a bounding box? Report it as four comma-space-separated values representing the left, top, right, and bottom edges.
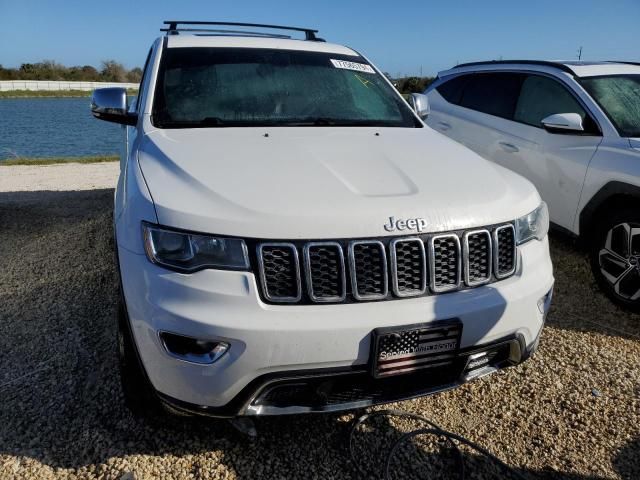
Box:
0, 80, 139, 91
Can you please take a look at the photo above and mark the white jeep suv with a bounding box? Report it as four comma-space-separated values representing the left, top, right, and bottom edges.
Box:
91, 22, 553, 418
425, 60, 640, 311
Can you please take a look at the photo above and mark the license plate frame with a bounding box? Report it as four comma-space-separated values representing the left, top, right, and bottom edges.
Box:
370, 320, 462, 379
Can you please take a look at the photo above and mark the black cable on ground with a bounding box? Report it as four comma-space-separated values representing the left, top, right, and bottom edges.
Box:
348, 409, 529, 480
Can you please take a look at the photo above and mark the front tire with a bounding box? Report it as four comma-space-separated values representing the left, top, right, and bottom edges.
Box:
117, 297, 164, 419
589, 208, 640, 313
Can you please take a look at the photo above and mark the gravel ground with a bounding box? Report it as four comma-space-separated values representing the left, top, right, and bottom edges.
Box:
0, 162, 118, 191
0, 170, 639, 479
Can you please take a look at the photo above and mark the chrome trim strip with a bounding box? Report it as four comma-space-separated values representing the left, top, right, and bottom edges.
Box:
303, 242, 346, 303
429, 234, 461, 293
348, 240, 389, 300
257, 242, 302, 303
493, 224, 517, 279
390, 238, 427, 297
240, 377, 465, 416
463, 229, 492, 287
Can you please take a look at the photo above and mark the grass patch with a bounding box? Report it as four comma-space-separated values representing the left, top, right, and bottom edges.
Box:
0, 89, 138, 98
0, 155, 119, 166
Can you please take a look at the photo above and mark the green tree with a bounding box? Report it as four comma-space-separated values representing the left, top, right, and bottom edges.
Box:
403, 77, 422, 93
126, 67, 143, 83
100, 60, 127, 82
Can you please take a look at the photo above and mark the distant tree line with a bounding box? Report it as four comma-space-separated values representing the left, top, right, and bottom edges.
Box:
0, 60, 142, 83
392, 76, 436, 94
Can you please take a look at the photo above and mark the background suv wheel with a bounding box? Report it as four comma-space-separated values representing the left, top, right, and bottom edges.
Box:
590, 208, 640, 312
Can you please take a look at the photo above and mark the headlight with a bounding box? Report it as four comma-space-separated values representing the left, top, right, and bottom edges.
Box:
515, 202, 549, 245
143, 223, 249, 272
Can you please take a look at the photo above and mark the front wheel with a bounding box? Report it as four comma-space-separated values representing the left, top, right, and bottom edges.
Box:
117, 296, 164, 419
590, 210, 640, 313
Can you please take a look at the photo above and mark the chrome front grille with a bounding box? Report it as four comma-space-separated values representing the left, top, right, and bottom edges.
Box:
256, 223, 516, 304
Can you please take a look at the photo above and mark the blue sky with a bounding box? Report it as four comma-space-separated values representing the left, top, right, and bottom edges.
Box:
1, 0, 638, 76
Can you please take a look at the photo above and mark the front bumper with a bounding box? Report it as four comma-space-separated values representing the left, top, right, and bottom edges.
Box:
118, 236, 554, 416
159, 333, 537, 417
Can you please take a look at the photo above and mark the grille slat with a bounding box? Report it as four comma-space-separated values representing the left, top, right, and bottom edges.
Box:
391, 238, 427, 297
464, 230, 492, 286
304, 243, 346, 302
256, 223, 516, 304
430, 235, 461, 292
258, 243, 301, 302
350, 241, 388, 300
495, 225, 516, 278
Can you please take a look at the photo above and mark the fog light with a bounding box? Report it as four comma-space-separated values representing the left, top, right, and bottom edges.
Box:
160, 331, 229, 365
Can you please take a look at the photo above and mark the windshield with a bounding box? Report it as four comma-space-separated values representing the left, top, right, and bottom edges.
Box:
152, 47, 419, 128
580, 75, 640, 137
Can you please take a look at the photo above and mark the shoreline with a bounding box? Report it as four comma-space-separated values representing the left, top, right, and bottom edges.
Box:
0, 89, 138, 98
0, 155, 118, 166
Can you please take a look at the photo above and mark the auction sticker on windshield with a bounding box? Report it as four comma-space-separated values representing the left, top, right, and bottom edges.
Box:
330, 59, 376, 74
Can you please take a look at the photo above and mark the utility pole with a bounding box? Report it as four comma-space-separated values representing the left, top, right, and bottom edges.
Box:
577, 46, 583, 61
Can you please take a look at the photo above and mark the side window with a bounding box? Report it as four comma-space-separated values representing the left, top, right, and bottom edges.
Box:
435, 74, 471, 105
135, 48, 153, 112
459, 73, 524, 120
514, 75, 586, 127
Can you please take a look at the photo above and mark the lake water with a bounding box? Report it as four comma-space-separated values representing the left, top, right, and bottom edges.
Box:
0, 97, 123, 160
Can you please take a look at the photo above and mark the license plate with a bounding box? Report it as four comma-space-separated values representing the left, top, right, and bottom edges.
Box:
371, 321, 462, 378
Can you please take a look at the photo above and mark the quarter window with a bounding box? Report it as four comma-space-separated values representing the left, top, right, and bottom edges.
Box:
435, 74, 471, 105
514, 75, 586, 127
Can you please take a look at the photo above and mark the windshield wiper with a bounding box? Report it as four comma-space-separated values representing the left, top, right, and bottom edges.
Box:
190, 116, 227, 127
281, 117, 338, 126
281, 118, 398, 127
154, 116, 228, 128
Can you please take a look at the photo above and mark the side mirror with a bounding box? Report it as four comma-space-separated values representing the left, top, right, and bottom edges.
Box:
541, 113, 584, 134
91, 88, 137, 126
408, 93, 430, 120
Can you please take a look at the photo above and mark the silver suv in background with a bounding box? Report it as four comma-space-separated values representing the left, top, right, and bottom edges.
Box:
425, 60, 640, 311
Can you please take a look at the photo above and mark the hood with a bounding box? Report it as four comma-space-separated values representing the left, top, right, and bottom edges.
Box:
138, 126, 540, 239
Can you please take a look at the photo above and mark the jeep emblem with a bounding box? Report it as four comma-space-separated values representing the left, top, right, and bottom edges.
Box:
383, 216, 427, 233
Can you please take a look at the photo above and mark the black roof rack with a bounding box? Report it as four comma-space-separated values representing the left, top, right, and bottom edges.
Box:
161, 21, 324, 41
452, 60, 575, 75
